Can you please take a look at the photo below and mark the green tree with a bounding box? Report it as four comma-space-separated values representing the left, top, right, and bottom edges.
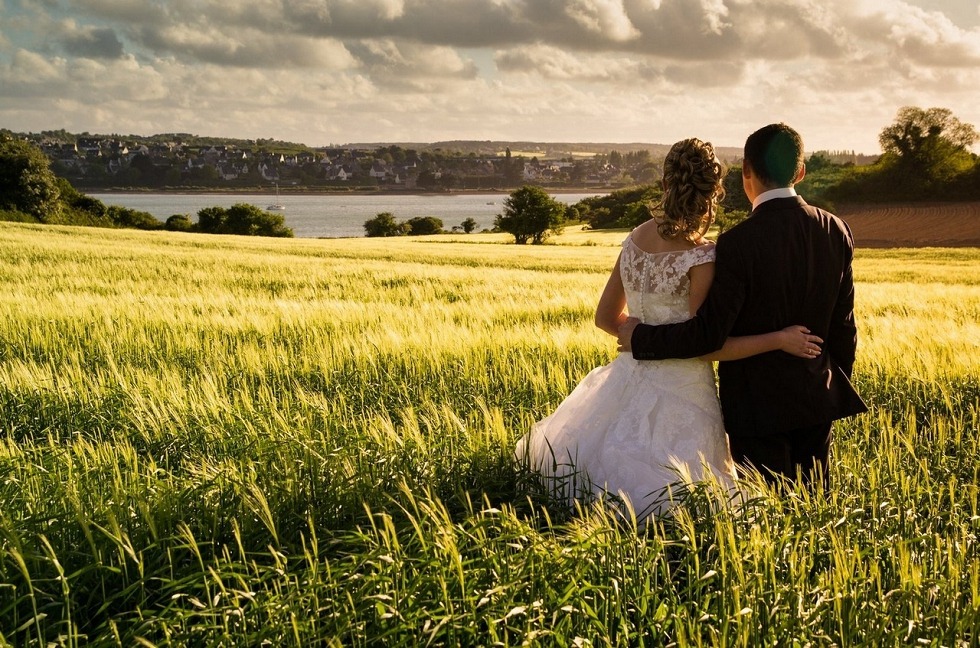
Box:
107, 205, 163, 230
460, 217, 478, 234
575, 185, 660, 230
878, 106, 978, 185
879, 106, 977, 162
495, 185, 566, 244
364, 212, 405, 237
416, 169, 439, 189
714, 207, 749, 234
0, 134, 62, 222
165, 214, 194, 232
193, 204, 291, 237
223, 203, 293, 237
196, 206, 227, 233
502, 148, 524, 186
720, 165, 751, 213
405, 216, 443, 235
828, 107, 979, 202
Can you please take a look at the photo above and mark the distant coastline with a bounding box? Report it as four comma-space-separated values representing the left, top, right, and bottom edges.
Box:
75, 186, 608, 197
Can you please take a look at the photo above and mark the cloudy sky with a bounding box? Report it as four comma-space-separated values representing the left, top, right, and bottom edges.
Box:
1, 0, 979, 154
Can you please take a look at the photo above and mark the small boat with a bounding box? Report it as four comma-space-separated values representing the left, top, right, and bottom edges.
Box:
266, 183, 285, 211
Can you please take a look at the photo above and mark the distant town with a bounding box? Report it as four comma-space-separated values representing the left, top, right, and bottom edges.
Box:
10, 129, 877, 193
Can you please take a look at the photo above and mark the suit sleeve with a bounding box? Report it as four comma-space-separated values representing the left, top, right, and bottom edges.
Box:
631, 235, 747, 360
826, 230, 858, 378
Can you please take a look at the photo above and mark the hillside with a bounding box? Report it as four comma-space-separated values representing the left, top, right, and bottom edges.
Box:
343, 140, 745, 161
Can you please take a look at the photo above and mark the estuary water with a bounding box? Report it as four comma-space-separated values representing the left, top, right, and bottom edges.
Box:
89, 191, 599, 238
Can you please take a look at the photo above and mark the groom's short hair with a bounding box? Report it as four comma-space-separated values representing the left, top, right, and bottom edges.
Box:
744, 123, 804, 188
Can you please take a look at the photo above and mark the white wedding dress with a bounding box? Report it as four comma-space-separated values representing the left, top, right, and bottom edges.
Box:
515, 235, 736, 518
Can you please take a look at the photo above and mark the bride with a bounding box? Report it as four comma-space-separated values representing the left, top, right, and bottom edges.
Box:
515, 138, 822, 517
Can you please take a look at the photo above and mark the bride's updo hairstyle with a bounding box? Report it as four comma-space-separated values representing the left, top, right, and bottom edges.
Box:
654, 138, 725, 241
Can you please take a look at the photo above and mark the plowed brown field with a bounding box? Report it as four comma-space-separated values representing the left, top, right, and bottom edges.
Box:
835, 201, 980, 248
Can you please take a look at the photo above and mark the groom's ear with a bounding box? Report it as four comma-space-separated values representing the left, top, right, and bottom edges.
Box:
793, 163, 806, 185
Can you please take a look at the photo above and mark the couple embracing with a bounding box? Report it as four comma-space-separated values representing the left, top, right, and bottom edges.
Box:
516, 123, 867, 517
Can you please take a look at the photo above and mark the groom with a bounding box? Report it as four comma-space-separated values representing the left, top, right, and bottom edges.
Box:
617, 123, 866, 489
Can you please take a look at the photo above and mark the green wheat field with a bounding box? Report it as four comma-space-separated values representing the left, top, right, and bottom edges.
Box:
0, 222, 978, 646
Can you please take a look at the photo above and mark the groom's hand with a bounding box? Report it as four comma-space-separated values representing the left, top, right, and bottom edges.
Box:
617, 317, 641, 352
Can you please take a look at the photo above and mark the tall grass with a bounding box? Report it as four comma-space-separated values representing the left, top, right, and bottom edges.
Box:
0, 222, 977, 646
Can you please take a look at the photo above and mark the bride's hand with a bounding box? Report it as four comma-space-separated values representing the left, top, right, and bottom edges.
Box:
779, 325, 823, 358
617, 317, 641, 352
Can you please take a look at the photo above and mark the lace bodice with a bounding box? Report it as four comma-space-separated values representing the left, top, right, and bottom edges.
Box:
620, 235, 716, 325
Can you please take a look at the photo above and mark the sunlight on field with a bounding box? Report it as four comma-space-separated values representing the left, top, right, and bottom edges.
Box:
0, 221, 978, 645
439, 223, 626, 247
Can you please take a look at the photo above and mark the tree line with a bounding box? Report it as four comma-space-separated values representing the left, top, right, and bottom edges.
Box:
4, 106, 977, 243
371, 106, 978, 244
0, 134, 292, 237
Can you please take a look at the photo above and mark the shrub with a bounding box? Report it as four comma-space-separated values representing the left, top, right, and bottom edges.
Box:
195, 203, 293, 237
364, 212, 406, 237
165, 214, 194, 232
574, 186, 659, 230
405, 216, 444, 235
0, 134, 62, 222
107, 205, 164, 230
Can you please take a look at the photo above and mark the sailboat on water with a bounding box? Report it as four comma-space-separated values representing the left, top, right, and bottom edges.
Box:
266, 183, 285, 211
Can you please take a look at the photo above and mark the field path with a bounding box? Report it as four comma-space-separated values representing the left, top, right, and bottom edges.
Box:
836, 201, 980, 247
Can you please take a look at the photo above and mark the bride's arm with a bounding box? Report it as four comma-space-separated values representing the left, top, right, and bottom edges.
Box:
688, 262, 822, 361
595, 252, 628, 337
703, 325, 822, 361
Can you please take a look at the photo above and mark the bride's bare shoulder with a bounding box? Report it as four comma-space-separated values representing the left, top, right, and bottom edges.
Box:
630, 220, 698, 254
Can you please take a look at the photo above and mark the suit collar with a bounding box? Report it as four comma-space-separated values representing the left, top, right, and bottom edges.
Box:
750, 194, 807, 216
751, 186, 798, 210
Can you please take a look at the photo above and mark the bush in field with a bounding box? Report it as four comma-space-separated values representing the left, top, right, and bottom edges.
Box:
57, 179, 109, 224
460, 217, 478, 233
495, 185, 566, 244
54, 178, 161, 230
165, 214, 194, 232
107, 205, 164, 230
224, 203, 293, 237
405, 216, 444, 235
196, 206, 227, 233
364, 213, 444, 237
195, 203, 293, 237
0, 134, 62, 222
364, 212, 407, 237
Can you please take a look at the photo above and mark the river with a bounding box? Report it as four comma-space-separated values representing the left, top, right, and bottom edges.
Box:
89, 192, 600, 238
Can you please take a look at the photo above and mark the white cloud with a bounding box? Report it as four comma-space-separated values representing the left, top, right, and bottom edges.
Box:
4, 49, 65, 86
54, 18, 124, 59
1, 0, 979, 153
130, 21, 356, 69
564, 0, 640, 41
845, 0, 980, 65
495, 45, 657, 82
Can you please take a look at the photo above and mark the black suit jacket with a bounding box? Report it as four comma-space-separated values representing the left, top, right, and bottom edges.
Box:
630, 196, 867, 437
